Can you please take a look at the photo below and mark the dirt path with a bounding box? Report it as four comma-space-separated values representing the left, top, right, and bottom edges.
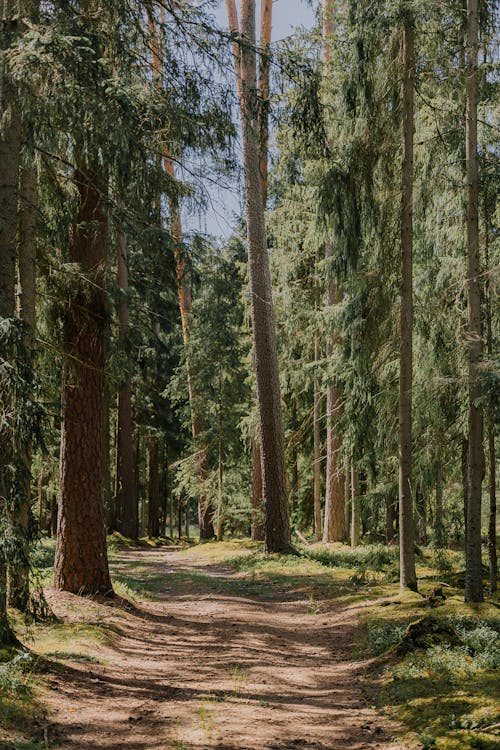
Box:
40, 547, 403, 750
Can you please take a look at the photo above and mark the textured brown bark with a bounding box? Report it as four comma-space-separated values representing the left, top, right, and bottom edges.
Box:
147, 438, 160, 538
0, 0, 23, 637
258, 0, 272, 207
148, 8, 214, 539
399, 19, 417, 593
116, 230, 137, 539
464, 0, 484, 603
227, 0, 290, 553
54, 167, 112, 595
462, 437, 469, 548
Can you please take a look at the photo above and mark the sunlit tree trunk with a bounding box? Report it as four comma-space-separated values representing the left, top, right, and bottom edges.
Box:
226, 0, 290, 552
399, 16, 417, 592
464, 0, 484, 603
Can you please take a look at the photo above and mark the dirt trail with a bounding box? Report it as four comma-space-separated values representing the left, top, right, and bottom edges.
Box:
40, 547, 403, 750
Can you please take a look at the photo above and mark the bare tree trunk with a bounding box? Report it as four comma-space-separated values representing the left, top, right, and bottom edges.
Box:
116, 230, 137, 539
226, 0, 289, 553
399, 18, 417, 592
147, 438, 160, 538
148, 7, 214, 539
54, 167, 112, 595
435, 464, 444, 548
351, 460, 360, 547
464, 0, 484, 603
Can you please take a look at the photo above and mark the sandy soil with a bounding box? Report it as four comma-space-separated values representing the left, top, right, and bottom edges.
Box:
38, 547, 405, 750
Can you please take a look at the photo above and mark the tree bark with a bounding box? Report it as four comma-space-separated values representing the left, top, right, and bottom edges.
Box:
54, 167, 112, 595
435, 464, 444, 548
464, 0, 484, 603
227, 0, 290, 553
399, 17, 417, 593
116, 230, 137, 539
147, 438, 160, 538
313, 270, 322, 541
0, 0, 23, 637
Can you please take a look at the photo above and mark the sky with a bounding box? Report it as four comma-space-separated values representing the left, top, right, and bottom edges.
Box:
185, 0, 316, 240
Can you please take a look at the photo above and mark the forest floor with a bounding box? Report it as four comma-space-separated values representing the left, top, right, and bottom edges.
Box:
4, 539, 500, 750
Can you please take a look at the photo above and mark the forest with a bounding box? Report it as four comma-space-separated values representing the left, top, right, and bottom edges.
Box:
0, 0, 499, 748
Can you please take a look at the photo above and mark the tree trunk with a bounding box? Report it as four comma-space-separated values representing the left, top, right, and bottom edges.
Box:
351, 461, 360, 547
0, 0, 23, 637
147, 7, 214, 540
147, 438, 160, 538
464, 0, 484, 603
54, 167, 112, 595
399, 18, 417, 593
226, 0, 290, 553
116, 230, 137, 539
216, 402, 224, 542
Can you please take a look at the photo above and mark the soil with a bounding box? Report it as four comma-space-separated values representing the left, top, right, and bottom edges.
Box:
36, 546, 404, 750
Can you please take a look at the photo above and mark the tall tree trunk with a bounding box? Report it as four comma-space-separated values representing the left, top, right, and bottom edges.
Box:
116, 230, 137, 539
0, 0, 22, 637
8, 163, 37, 610
351, 460, 360, 547
147, 438, 160, 538
147, 7, 214, 540
226, 0, 290, 553
321, 0, 345, 544
54, 167, 112, 595
399, 18, 417, 593
464, 0, 484, 603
